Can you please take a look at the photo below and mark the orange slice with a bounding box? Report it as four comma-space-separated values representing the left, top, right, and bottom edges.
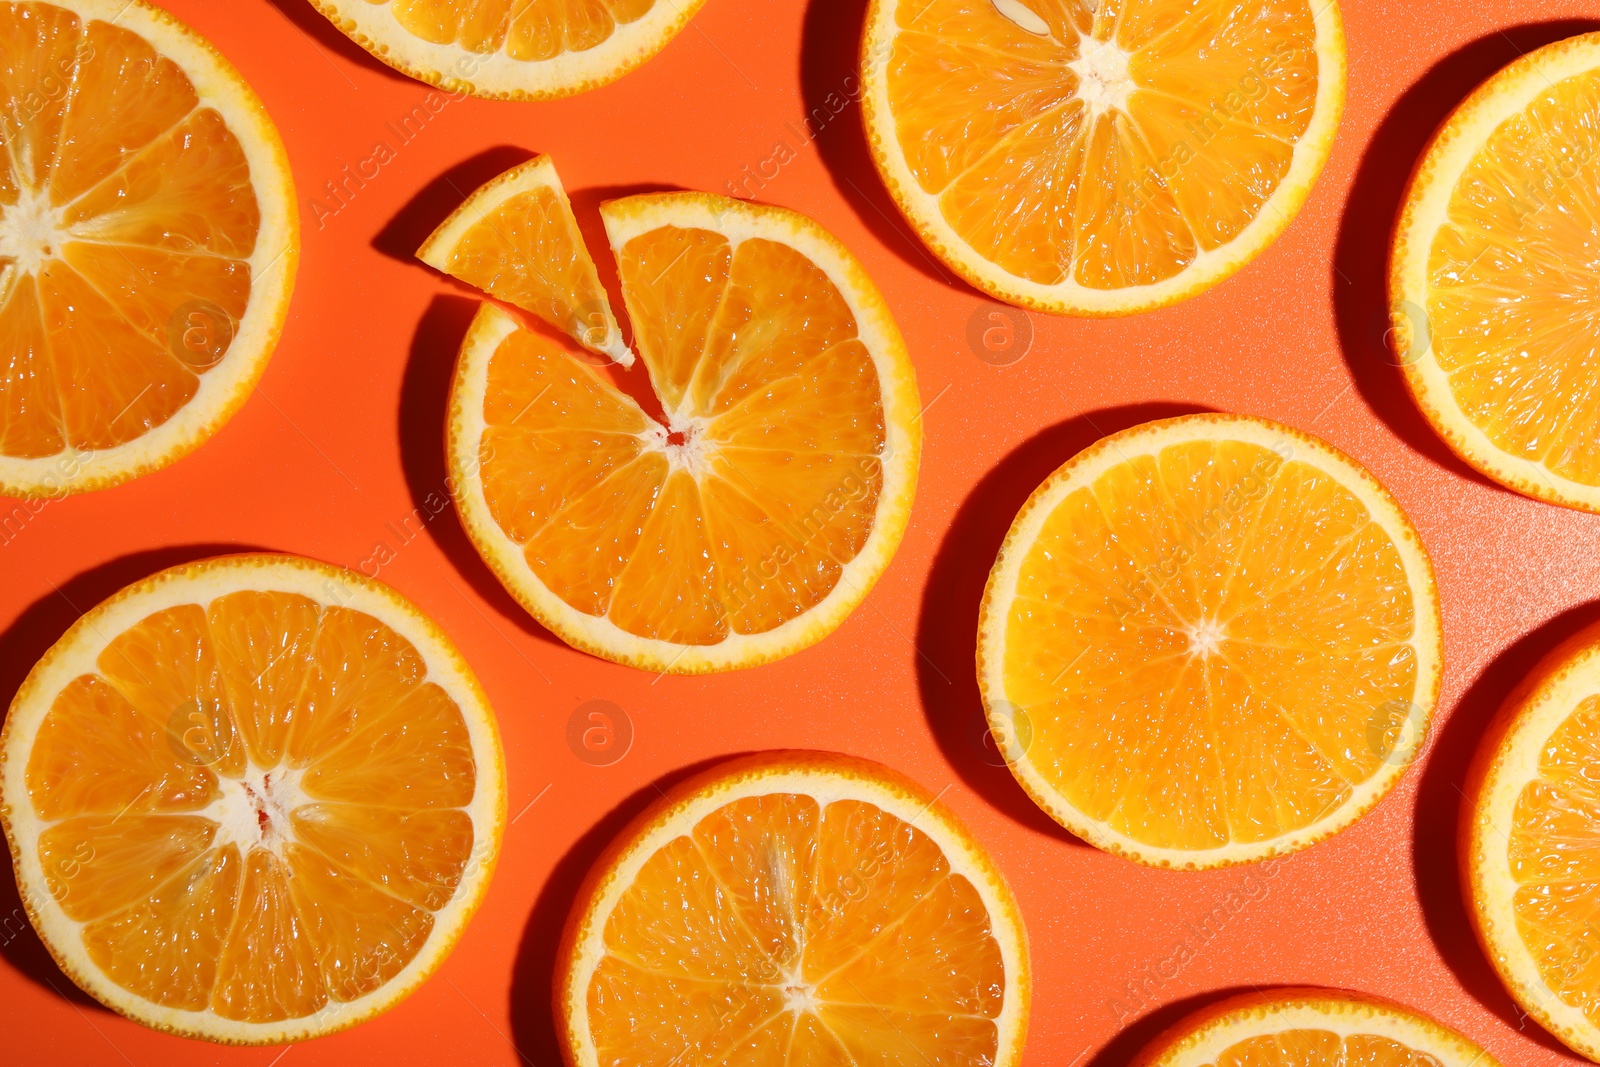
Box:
0, 0, 297, 497
0, 555, 505, 1044
1391, 32, 1600, 513
1463, 620, 1600, 1061
555, 751, 1030, 1067
307, 0, 709, 100
977, 414, 1442, 868
418, 154, 632, 365
441, 183, 921, 673
859, 0, 1345, 315
1131, 988, 1501, 1067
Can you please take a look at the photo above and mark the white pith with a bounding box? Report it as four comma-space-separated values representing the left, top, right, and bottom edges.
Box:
0, 0, 298, 498
978, 415, 1443, 869
202, 765, 308, 860
1068, 36, 1134, 117
0, 555, 507, 1045
0, 187, 65, 276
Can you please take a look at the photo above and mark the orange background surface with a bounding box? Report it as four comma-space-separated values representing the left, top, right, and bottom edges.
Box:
4, 0, 1600, 1063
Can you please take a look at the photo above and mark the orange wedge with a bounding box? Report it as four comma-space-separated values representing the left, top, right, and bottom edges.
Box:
555, 751, 1030, 1067
1391, 32, 1600, 513
418, 154, 631, 365
0, 0, 297, 497
435, 175, 921, 674
1463, 620, 1600, 1061
1131, 988, 1501, 1067
0, 555, 506, 1044
977, 414, 1442, 868
308, 0, 709, 100
860, 0, 1345, 315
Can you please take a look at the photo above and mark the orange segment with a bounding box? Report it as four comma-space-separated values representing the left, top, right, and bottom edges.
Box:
305, 0, 710, 100
0, 0, 296, 497
979, 415, 1441, 867
418, 155, 630, 363
0, 555, 504, 1043
0, 273, 64, 459
445, 187, 919, 672
557, 753, 1030, 1067
1393, 37, 1600, 511
861, 0, 1344, 313
82, 845, 240, 1011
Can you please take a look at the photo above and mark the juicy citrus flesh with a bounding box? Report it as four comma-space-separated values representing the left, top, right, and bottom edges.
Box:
986, 420, 1437, 863
0, 1, 262, 462
578, 784, 1014, 1064
1504, 695, 1600, 1025
878, 0, 1321, 291
474, 219, 887, 647
357, 0, 657, 63
418, 156, 629, 363
1422, 66, 1600, 488
20, 590, 480, 1025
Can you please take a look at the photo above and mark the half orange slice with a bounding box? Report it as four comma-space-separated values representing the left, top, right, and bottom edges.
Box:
308, 0, 709, 100
860, 0, 1345, 315
0, 555, 505, 1043
1464, 620, 1600, 1061
1391, 32, 1600, 512
1132, 988, 1501, 1067
555, 751, 1030, 1067
0, 0, 297, 497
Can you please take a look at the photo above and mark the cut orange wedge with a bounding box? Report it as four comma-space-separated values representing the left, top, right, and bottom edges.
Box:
0, 555, 505, 1044
860, 0, 1345, 315
1391, 32, 1600, 513
418, 154, 631, 365
1463, 620, 1600, 1061
0, 0, 297, 497
308, 0, 709, 100
1131, 989, 1501, 1067
436, 175, 921, 673
555, 751, 1030, 1067
977, 414, 1442, 868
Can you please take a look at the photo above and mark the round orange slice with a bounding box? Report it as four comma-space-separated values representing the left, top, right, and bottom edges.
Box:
977, 414, 1442, 868
555, 751, 1030, 1067
307, 0, 709, 100
860, 0, 1345, 315
1391, 32, 1600, 513
0, 0, 298, 497
1463, 620, 1600, 1061
443, 187, 921, 673
1132, 988, 1501, 1067
0, 554, 506, 1044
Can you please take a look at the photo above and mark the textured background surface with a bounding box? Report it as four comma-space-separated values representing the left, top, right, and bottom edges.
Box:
3, 0, 1600, 1063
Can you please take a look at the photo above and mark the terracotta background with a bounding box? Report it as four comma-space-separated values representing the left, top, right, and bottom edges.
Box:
5, 0, 1600, 1063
